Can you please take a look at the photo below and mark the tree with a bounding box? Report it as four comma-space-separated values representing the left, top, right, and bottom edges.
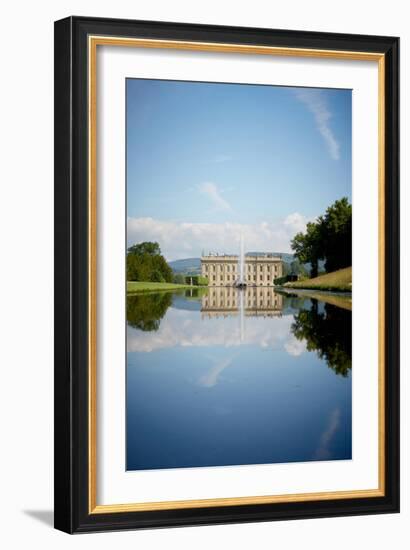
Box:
127, 254, 140, 281
290, 198, 352, 277
321, 198, 352, 272
291, 221, 323, 278
150, 270, 165, 282
290, 259, 308, 278
126, 241, 173, 283
173, 273, 186, 284
184, 275, 208, 286
151, 254, 173, 282
282, 262, 291, 277
127, 241, 161, 257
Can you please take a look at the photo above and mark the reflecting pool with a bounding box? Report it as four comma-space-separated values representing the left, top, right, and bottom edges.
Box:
127, 287, 352, 470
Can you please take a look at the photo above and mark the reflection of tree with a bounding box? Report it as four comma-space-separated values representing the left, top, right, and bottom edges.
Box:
291, 300, 352, 376
287, 296, 307, 310
127, 292, 172, 332
185, 287, 208, 299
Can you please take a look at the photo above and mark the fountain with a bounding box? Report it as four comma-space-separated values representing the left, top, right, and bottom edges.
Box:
235, 233, 247, 289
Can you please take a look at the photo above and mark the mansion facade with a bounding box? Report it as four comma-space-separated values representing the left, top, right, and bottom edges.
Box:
201, 254, 283, 287
201, 286, 283, 318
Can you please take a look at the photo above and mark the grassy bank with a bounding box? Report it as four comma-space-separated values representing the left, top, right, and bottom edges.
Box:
284, 266, 352, 292
127, 281, 195, 294
279, 288, 352, 311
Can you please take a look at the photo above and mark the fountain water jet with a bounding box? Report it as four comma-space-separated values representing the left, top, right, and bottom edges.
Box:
235, 233, 247, 289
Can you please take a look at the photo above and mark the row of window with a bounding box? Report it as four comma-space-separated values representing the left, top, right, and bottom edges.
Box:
205, 300, 280, 307
206, 290, 280, 296
211, 275, 275, 281
204, 265, 280, 273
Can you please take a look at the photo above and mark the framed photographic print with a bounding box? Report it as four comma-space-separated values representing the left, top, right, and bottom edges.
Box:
54, 16, 399, 533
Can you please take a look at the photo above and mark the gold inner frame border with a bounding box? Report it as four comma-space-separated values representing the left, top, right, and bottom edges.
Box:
87, 35, 386, 514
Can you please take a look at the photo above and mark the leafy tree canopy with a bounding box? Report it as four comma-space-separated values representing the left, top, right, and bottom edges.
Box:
126, 241, 173, 283
291, 198, 351, 276
128, 241, 161, 257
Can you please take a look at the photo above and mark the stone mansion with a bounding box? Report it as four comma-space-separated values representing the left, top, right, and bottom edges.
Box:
201, 253, 283, 287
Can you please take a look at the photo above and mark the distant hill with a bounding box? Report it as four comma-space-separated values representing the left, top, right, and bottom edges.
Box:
168, 258, 202, 274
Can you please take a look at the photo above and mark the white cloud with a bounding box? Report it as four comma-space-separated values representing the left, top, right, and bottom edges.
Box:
284, 334, 306, 357
127, 307, 297, 354
283, 212, 310, 234
198, 181, 231, 211
127, 213, 309, 260
294, 89, 340, 161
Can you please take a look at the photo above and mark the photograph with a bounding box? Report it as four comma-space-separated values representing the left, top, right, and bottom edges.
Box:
125, 78, 353, 471
0, 0, 404, 544
52, 14, 399, 533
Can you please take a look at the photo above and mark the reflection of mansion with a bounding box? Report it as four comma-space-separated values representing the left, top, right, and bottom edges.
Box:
201, 254, 283, 286
201, 287, 283, 318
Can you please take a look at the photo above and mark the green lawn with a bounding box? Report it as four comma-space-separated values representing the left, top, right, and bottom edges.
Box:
127, 281, 197, 294
284, 266, 352, 292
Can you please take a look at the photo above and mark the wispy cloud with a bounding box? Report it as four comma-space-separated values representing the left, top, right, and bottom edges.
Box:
198, 181, 232, 211
210, 154, 233, 163
294, 89, 340, 161
127, 212, 310, 260
199, 356, 234, 388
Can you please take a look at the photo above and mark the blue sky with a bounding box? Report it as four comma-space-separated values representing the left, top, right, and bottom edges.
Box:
127, 79, 351, 260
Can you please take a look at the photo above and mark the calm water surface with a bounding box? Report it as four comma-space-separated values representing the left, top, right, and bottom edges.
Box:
127, 287, 352, 470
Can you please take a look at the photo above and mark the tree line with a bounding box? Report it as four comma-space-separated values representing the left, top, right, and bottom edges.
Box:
291, 197, 352, 278
127, 241, 173, 283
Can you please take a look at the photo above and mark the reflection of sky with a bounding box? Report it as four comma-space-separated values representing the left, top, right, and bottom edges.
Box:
127, 295, 351, 471
314, 408, 341, 460
127, 307, 306, 355
199, 356, 235, 388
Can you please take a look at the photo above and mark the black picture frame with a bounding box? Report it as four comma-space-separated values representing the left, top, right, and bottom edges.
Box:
54, 15, 400, 533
